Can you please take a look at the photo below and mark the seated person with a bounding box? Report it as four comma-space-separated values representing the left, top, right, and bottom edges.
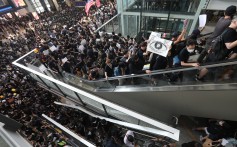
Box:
176, 39, 199, 67
193, 120, 227, 142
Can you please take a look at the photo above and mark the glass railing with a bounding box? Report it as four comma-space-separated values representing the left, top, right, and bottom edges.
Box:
42, 114, 95, 147
54, 101, 177, 146
63, 60, 237, 90
95, 13, 122, 34
123, 0, 200, 15
13, 49, 237, 92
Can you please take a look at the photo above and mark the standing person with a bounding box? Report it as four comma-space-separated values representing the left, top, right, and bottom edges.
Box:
198, 5, 236, 63
104, 58, 114, 80
196, 16, 237, 81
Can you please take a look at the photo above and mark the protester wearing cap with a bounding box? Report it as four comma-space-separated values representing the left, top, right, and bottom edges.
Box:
187, 29, 201, 40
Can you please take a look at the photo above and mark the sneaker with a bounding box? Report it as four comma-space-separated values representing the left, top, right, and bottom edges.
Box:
195, 74, 204, 82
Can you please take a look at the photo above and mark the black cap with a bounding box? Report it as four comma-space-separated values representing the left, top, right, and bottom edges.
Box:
192, 29, 200, 37
225, 5, 236, 16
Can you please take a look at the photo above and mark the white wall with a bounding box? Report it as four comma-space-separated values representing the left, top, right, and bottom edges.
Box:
207, 0, 237, 10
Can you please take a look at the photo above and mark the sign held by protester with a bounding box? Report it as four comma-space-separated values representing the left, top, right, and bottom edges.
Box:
149, 32, 161, 41
199, 14, 207, 28
147, 36, 172, 57
43, 49, 49, 55
62, 57, 68, 64
49, 46, 57, 52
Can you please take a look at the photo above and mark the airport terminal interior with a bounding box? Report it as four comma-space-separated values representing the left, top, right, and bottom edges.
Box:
0, 0, 237, 147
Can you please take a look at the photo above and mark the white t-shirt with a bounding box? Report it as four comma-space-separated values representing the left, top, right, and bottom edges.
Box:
124, 130, 134, 147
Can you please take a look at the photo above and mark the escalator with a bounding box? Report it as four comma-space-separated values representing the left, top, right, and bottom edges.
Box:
43, 101, 179, 146
13, 49, 237, 128
62, 60, 237, 123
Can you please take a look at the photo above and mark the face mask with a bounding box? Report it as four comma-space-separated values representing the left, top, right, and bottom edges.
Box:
187, 49, 194, 53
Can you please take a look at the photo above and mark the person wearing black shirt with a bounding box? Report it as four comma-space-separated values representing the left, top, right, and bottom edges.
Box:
104, 58, 114, 79
128, 55, 151, 75
62, 61, 71, 73
178, 39, 199, 67
223, 17, 237, 59
198, 5, 236, 63
197, 16, 237, 81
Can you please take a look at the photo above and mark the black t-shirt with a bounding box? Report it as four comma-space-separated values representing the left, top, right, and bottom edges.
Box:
150, 54, 167, 70
223, 27, 237, 54
105, 64, 114, 77
178, 48, 190, 63
171, 41, 186, 57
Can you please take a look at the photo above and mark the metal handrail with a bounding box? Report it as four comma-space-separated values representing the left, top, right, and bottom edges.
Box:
42, 114, 96, 147
64, 60, 237, 83
94, 13, 121, 33
54, 102, 179, 140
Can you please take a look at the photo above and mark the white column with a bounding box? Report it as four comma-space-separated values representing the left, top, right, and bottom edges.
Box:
24, 0, 36, 12
189, 0, 206, 35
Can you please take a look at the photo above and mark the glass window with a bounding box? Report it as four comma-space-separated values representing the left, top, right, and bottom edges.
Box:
32, 0, 45, 13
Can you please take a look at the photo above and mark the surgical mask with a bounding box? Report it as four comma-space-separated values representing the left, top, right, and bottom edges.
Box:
187, 49, 194, 53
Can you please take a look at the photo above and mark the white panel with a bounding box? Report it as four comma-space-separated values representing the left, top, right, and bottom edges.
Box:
207, 0, 237, 10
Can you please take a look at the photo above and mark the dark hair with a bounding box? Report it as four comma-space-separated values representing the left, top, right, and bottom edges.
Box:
186, 39, 196, 46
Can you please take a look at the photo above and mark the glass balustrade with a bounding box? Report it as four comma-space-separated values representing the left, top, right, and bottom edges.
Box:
123, 0, 200, 15
15, 51, 237, 92
95, 13, 122, 34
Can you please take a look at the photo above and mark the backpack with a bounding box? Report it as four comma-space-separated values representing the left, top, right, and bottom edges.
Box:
208, 29, 229, 62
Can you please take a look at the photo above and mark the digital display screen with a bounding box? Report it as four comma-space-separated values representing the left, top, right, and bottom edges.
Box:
0, 6, 12, 12
0, 0, 13, 13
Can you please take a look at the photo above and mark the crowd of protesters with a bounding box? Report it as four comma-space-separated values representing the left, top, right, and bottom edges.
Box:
17, 4, 235, 86
0, 1, 237, 146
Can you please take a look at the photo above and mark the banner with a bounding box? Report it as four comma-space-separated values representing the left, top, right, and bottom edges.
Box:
147, 37, 172, 57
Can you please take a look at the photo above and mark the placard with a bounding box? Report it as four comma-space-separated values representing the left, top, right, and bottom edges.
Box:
149, 32, 161, 41
62, 57, 68, 63
43, 50, 49, 55
143, 64, 150, 70
199, 14, 207, 28
147, 37, 172, 57
49, 46, 57, 52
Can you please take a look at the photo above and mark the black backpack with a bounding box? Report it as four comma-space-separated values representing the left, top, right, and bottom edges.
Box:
208, 29, 229, 62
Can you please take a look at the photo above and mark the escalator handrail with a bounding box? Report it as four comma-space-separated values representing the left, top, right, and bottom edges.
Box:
64, 60, 237, 83
42, 114, 96, 147
54, 102, 180, 141
13, 49, 237, 83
